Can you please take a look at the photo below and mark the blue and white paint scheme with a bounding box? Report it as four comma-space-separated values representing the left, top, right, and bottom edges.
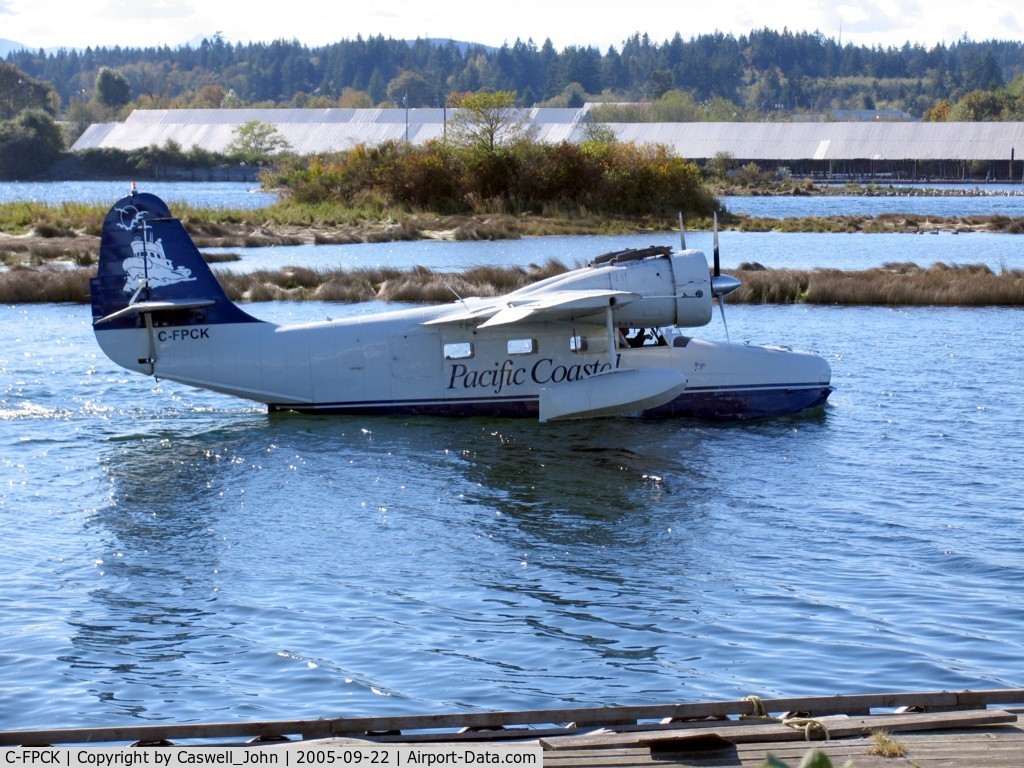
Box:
91, 190, 832, 421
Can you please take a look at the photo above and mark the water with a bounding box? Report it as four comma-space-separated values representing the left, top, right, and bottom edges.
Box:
721, 188, 1024, 218
5, 181, 1024, 218
2, 185, 1024, 732
3, 299, 1024, 729
0, 181, 278, 209
204, 230, 1023, 274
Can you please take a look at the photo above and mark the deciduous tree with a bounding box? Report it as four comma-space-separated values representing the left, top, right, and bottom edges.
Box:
0, 109, 64, 178
0, 63, 57, 120
94, 67, 131, 110
447, 90, 534, 152
225, 120, 292, 165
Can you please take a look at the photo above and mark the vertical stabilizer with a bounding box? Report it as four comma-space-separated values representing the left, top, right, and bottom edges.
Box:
90, 189, 258, 329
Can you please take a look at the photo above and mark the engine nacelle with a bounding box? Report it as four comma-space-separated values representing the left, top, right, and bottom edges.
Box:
609, 249, 714, 328
515, 247, 715, 328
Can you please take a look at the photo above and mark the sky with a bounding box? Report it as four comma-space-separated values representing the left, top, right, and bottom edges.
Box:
2, 0, 1024, 52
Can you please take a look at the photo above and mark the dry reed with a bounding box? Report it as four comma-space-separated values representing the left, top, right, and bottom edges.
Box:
0, 266, 93, 303
4, 261, 1022, 306
733, 263, 1024, 306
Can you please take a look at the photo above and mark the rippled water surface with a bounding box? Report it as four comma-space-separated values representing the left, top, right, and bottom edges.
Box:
203, 229, 1023, 274
1, 188, 1024, 732
3, 297, 1023, 730
0, 180, 278, 209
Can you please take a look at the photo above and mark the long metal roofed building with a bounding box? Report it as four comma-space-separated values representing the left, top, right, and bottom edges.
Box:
72, 107, 587, 154
72, 108, 1024, 180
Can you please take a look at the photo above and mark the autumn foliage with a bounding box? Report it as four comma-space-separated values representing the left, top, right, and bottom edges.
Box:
268, 138, 717, 218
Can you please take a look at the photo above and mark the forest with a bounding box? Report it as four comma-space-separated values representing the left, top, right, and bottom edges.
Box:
4, 28, 1024, 121
5, 28, 1024, 181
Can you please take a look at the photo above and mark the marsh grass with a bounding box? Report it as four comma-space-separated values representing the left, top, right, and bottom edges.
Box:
729, 213, 1024, 233
0, 201, 107, 234
213, 263, 569, 303
0, 265, 92, 303
734, 263, 1024, 306
5, 260, 1022, 306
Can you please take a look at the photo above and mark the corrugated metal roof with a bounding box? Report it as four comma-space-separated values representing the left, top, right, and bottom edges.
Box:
71, 109, 1024, 161
608, 122, 1024, 161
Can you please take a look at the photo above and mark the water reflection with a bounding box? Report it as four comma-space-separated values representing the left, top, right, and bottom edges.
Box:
81, 410, 764, 715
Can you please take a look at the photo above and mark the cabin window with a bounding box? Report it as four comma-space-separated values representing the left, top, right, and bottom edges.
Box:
507, 338, 537, 355
569, 335, 588, 353
443, 342, 474, 360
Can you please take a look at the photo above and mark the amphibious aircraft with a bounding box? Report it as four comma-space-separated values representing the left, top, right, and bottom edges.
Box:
91, 190, 832, 421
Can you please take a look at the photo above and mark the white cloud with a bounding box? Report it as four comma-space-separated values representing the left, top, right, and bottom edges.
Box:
96, 0, 195, 22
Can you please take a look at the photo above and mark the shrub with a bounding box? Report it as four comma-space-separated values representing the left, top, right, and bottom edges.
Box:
275, 139, 717, 218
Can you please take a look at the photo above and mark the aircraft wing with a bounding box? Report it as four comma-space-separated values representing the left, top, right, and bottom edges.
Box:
421, 289, 638, 329
478, 289, 640, 328
420, 300, 504, 326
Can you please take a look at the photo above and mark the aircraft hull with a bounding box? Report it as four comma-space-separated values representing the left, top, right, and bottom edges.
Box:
643, 383, 832, 420
264, 385, 831, 420
94, 306, 833, 421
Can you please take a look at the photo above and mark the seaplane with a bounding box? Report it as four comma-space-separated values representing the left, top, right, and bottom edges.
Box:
91, 190, 833, 421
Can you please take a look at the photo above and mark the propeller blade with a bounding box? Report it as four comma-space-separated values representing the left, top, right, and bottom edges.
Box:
710, 211, 734, 343
709, 212, 740, 297
679, 212, 686, 250
712, 211, 720, 277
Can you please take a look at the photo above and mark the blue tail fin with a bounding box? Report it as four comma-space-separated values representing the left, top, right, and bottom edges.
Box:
91, 189, 258, 329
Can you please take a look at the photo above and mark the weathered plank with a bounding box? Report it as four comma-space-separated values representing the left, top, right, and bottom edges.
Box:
542, 730, 1024, 768
539, 709, 1017, 751
745, 737, 1024, 768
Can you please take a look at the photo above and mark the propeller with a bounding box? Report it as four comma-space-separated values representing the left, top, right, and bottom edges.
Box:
679, 211, 686, 250
709, 212, 741, 343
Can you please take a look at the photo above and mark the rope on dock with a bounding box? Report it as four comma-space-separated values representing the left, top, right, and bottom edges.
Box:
741, 695, 774, 720
782, 716, 831, 741
742, 695, 830, 740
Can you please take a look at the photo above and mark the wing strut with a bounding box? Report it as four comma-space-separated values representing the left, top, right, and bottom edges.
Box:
605, 304, 617, 368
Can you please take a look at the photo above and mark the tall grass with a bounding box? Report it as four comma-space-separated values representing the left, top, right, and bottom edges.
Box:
212, 262, 570, 303
733, 263, 1024, 305
0, 201, 108, 234
5, 261, 1022, 306
0, 265, 92, 303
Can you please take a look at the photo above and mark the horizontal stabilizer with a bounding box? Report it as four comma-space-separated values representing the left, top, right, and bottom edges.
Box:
94, 298, 215, 326
539, 368, 687, 422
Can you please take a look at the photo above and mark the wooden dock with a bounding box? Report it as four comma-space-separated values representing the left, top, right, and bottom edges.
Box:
1, 689, 1021, 767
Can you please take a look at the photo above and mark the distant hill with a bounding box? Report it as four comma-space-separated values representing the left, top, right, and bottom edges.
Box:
416, 38, 497, 54
0, 38, 26, 56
